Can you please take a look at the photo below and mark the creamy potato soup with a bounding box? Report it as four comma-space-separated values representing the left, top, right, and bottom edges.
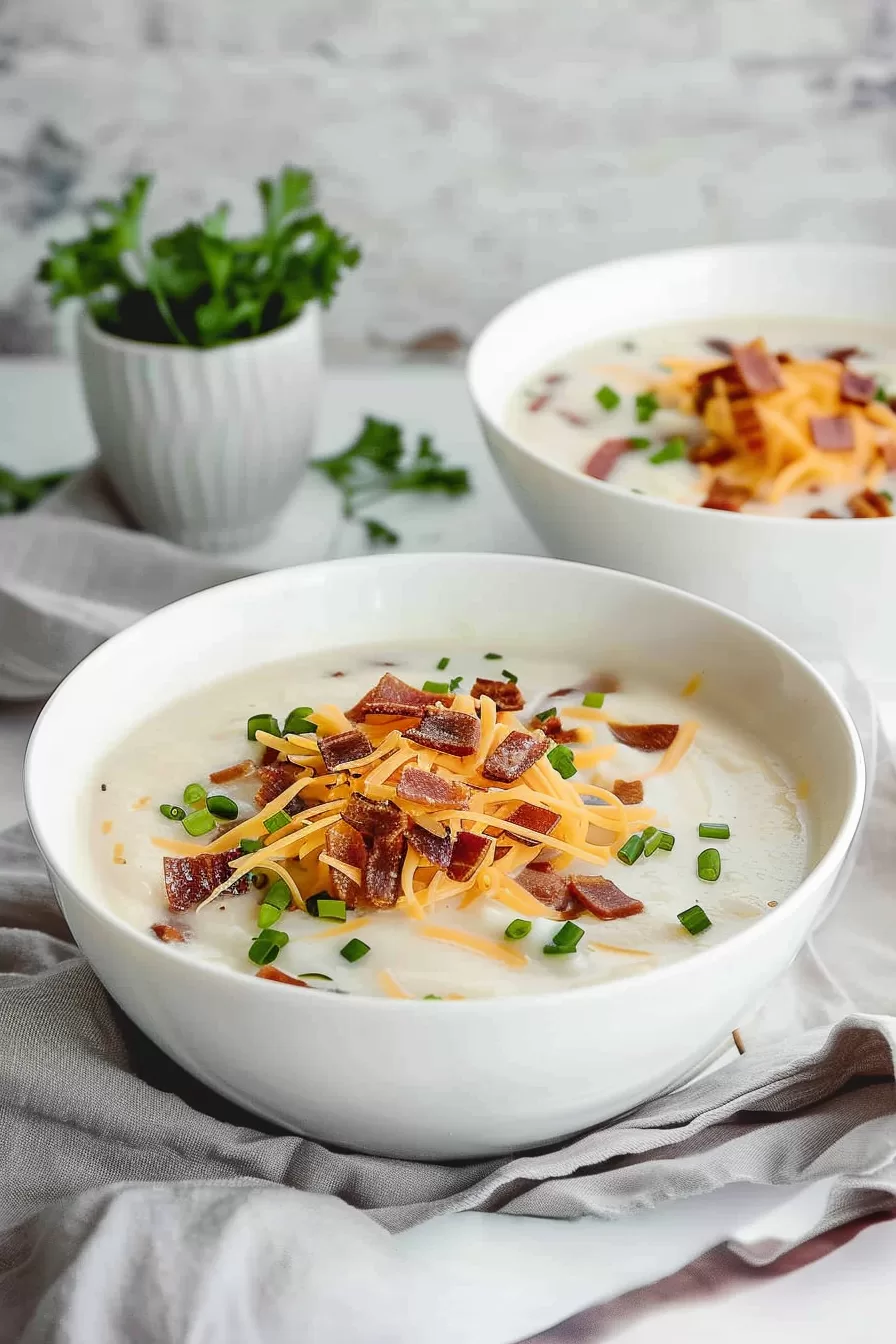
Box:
505, 317, 896, 518
89, 647, 808, 1000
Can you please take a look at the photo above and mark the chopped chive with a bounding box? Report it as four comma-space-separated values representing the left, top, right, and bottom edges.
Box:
263, 809, 291, 834
304, 892, 329, 917
504, 918, 532, 941
536, 707, 557, 722
312, 898, 346, 922
449, 675, 463, 692
547, 743, 577, 779
582, 691, 605, 708
483, 652, 502, 660
649, 436, 688, 465
182, 808, 216, 837
240, 837, 264, 854
437, 656, 450, 670
697, 847, 721, 882
247, 713, 280, 741
657, 831, 675, 851
257, 902, 282, 929
641, 826, 657, 841
543, 945, 575, 955
423, 994, 442, 1000
265, 879, 292, 912
635, 390, 660, 423
643, 830, 663, 857
595, 384, 621, 411
550, 921, 585, 952
502, 669, 518, 684
423, 680, 450, 694
629, 436, 651, 450
296, 972, 333, 981
248, 928, 288, 965
875, 385, 889, 403
698, 822, 730, 840
283, 707, 317, 735
206, 794, 238, 821
617, 833, 645, 865
182, 782, 206, 807
678, 904, 712, 935
159, 803, 186, 822
340, 937, 370, 962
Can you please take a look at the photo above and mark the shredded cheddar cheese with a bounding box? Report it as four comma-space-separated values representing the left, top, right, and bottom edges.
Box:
416, 924, 528, 968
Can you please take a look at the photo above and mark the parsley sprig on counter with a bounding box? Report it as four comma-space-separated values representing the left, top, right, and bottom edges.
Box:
312, 416, 471, 546
0, 466, 71, 515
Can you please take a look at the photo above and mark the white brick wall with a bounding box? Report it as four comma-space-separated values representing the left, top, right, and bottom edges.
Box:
0, 0, 894, 359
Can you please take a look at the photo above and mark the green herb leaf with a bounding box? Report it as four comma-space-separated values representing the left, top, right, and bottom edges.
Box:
628, 436, 651, 451
547, 744, 577, 779
449, 675, 463, 692
650, 436, 688, 465
0, 466, 71, 516
364, 518, 400, 546
635, 391, 660, 423
595, 384, 621, 411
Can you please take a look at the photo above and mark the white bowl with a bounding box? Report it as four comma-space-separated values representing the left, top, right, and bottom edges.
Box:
468, 243, 896, 677
24, 554, 864, 1159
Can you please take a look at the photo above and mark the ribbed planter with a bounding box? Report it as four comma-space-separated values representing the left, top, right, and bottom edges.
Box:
76, 305, 321, 552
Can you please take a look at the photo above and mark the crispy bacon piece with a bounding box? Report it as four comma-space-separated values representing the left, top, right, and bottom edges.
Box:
254, 762, 307, 814
364, 830, 406, 907
260, 745, 280, 766
151, 922, 186, 943
447, 831, 492, 882
325, 820, 367, 907
730, 397, 767, 455
408, 824, 454, 870
534, 714, 580, 744
404, 707, 481, 758
613, 779, 644, 805
318, 728, 371, 772
256, 966, 309, 987
848, 488, 893, 519
346, 673, 445, 722
702, 479, 752, 512
482, 730, 550, 783
689, 439, 736, 467
396, 765, 470, 809
705, 337, 734, 356
732, 343, 784, 395
470, 677, 525, 711
583, 438, 630, 481
693, 363, 747, 414
808, 508, 838, 519
342, 794, 407, 839
505, 801, 561, 846
568, 875, 644, 920
494, 844, 512, 860
810, 415, 854, 452
557, 409, 588, 426
840, 369, 876, 406
517, 864, 582, 915
208, 759, 255, 785
825, 346, 862, 363
592, 673, 620, 694
608, 722, 678, 752
528, 393, 550, 412
163, 848, 247, 912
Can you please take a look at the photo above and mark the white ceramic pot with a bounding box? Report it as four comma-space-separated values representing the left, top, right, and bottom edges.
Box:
467, 244, 896, 677
76, 305, 321, 552
24, 554, 864, 1159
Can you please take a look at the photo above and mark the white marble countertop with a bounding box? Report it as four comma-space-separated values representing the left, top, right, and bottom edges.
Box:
2, 357, 895, 1342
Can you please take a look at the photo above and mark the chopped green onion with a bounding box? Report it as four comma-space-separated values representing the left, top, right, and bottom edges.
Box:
263, 810, 291, 834
697, 847, 721, 882
206, 794, 238, 821
311, 898, 346, 922
635, 391, 660, 423
304, 892, 329, 917
240, 837, 264, 854
550, 921, 585, 952
875, 385, 889, 403
643, 830, 664, 857
265, 879, 292, 912
340, 937, 370, 962
283, 707, 317, 735
698, 822, 730, 840
247, 713, 280, 741
296, 972, 333, 981
536, 707, 557, 722
678, 904, 712, 935
182, 782, 206, 808
657, 831, 675, 851
502, 669, 518, 684
248, 928, 288, 965
617, 833, 645, 865
649, 436, 688, 465
159, 803, 186, 822
449, 675, 463, 692
483, 652, 502, 660
582, 691, 605, 708
595, 384, 621, 411
547, 743, 577, 779
257, 902, 282, 929
423, 994, 442, 1000
437, 656, 450, 670
629, 436, 651, 450
423, 680, 450, 694
504, 918, 532, 941
641, 825, 657, 841
543, 945, 574, 955
182, 808, 216, 837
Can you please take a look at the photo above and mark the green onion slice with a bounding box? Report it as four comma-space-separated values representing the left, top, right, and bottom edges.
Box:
206, 794, 238, 821
635, 391, 659, 423
423, 680, 450, 694
629, 436, 651, 450
182, 782, 207, 807
543, 944, 575, 956
617, 833, 645, 865
248, 928, 289, 965
247, 713, 281, 741
483, 652, 502, 660
182, 808, 216, 837
257, 902, 282, 929
547, 743, 577, 779
263, 810, 291, 835
657, 831, 675, 851
595, 384, 621, 410
650, 436, 688, 465
265, 879, 292, 912
502, 669, 518, 684
678, 904, 712, 935
437, 656, 450, 670
643, 830, 663, 857
582, 691, 605, 708
504, 918, 532, 941
697, 847, 721, 882
311, 898, 346, 922
423, 994, 442, 1000
159, 803, 186, 822
340, 937, 370, 962
551, 921, 585, 952
698, 822, 730, 840
283, 707, 317, 735
296, 972, 333, 981
536, 707, 557, 722
240, 837, 264, 854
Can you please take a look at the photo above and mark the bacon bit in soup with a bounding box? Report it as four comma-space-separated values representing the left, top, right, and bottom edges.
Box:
255, 965, 309, 986
848, 488, 893, 518
613, 779, 644, 805
325, 821, 367, 906
705, 337, 734, 357
470, 677, 525, 711
504, 802, 561, 845
347, 673, 445, 722
365, 829, 407, 907
164, 848, 248, 911
729, 398, 766, 457
482, 729, 551, 782
558, 409, 588, 426
808, 508, 838, 519
254, 763, 306, 811
318, 728, 372, 771
151, 922, 186, 943
534, 714, 581, 744
517, 865, 581, 915
527, 393, 550, 413
397, 765, 470, 808
584, 438, 631, 481
408, 823, 454, 869
825, 346, 862, 363
810, 415, 854, 452
568, 875, 644, 919
608, 722, 678, 752
732, 342, 784, 395
209, 759, 255, 785
689, 439, 735, 467
405, 707, 481, 757
840, 369, 876, 406
343, 794, 408, 839
702, 479, 752, 512
447, 831, 492, 882
592, 673, 620, 694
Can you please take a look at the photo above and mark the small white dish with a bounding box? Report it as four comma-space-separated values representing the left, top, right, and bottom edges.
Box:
467, 243, 896, 675
24, 554, 864, 1158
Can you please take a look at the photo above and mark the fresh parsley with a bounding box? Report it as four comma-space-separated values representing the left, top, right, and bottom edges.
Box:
36, 167, 360, 348
313, 416, 471, 546
0, 466, 71, 515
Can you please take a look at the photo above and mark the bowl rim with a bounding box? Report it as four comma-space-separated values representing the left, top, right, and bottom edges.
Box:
466, 239, 896, 528
24, 550, 867, 1013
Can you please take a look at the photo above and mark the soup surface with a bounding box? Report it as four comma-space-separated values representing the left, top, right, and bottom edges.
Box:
505, 316, 896, 517
89, 646, 809, 999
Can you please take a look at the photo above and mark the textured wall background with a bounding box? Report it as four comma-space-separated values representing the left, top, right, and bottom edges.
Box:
1, 0, 895, 361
